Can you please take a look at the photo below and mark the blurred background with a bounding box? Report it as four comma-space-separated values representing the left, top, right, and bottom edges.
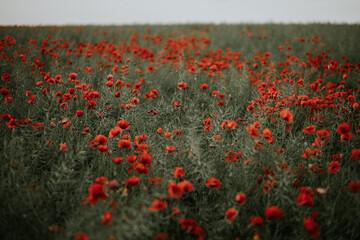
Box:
0, 0, 359, 25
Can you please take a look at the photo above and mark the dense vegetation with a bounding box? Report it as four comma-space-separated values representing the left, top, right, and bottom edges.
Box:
0, 24, 360, 240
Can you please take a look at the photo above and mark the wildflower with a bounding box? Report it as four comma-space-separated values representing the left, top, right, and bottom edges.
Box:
6, 119, 18, 128
117, 120, 130, 129
174, 167, 186, 178
74, 233, 89, 240
165, 146, 176, 153
303, 125, 316, 134
109, 127, 122, 138
148, 199, 167, 211
125, 176, 140, 187
174, 102, 181, 108
265, 206, 284, 220
350, 149, 360, 160
168, 181, 184, 198
157, 128, 164, 134
336, 123, 353, 141
221, 120, 237, 130
225, 208, 238, 222
328, 161, 341, 173
154, 233, 168, 240
247, 124, 259, 138
205, 178, 221, 189
126, 155, 137, 163
178, 180, 194, 192
60, 143, 69, 151
102, 211, 113, 227
316, 129, 330, 141
95, 135, 108, 145
297, 187, 314, 207
349, 181, 360, 193
75, 110, 84, 117
303, 212, 320, 238
118, 139, 132, 148
112, 157, 123, 164
1, 73, 11, 81
235, 192, 246, 205
280, 109, 293, 123
200, 84, 208, 90
69, 73, 78, 79
251, 216, 264, 226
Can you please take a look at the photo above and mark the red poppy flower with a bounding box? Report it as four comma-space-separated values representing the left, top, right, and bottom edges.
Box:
217, 100, 225, 106
178, 180, 194, 192
154, 233, 168, 240
168, 181, 184, 198
171, 207, 181, 217
1, 73, 11, 81
126, 176, 140, 187
174, 102, 181, 108
297, 187, 314, 207
95, 134, 108, 145
6, 119, 18, 128
117, 120, 130, 129
139, 152, 152, 166
235, 192, 246, 205
303, 214, 320, 239
112, 157, 123, 164
147, 66, 155, 72
200, 84, 208, 90
118, 139, 132, 148
177, 82, 189, 90
85, 67, 93, 74
205, 178, 221, 189
349, 181, 360, 193
101, 211, 113, 227
225, 208, 238, 222
69, 73, 78, 79
336, 123, 350, 134
316, 129, 330, 141
265, 206, 284, 220
148, 198, 167, 211
85, 183, 107, 204
303, 125, 316, 134
328, 161, 341, 173
262, 128, 272, 138
246, 124, 259, 138
1, 88, 10, 97
280, 109, 293, 123
165, 132, 173, 139
75, 110, 84, 117
109, 127, 122, 138
157, 128, 164, 134
340, 132, 353, 142
221, 120, 237, 130
174, 167, 186, 178
74, 233, 89, 240
126, 155, 137, 163
60, 143, 69, 151
350, 149, 360, 160
97, 145, 108, 153
251, 216, 264, 226
165, 146, 176, 153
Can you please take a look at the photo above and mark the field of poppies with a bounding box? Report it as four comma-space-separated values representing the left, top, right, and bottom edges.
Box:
0, 24, 360, 240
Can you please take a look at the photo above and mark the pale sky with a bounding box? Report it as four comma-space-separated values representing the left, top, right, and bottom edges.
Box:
0, 0, 359, 25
